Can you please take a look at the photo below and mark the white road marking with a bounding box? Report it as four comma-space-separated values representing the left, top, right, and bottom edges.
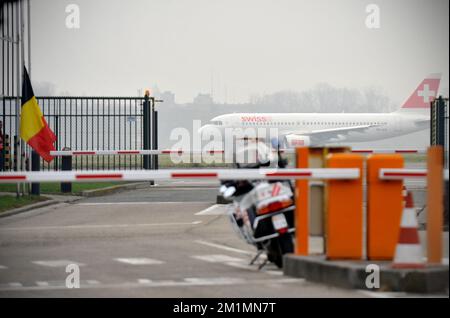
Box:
358, 290, 448, 298
115, 258, 164, 265
8, 282, 23, 287
194, 240, 254, 255
193, 241, 283, 275
265, 270, 284, 276
183, 277, 245, 285
0, 277, 303, 291
0, 265, 7, 269
223, 261, 252, 269
32, 260, 85, 268
192, 254, 246, 263
2, 221, 202, 231
195, 204, 228, 215
137, 279, 153, 284
86, 280, 100, 285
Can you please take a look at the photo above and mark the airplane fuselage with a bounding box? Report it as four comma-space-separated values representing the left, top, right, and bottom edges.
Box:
203, 111, 428, 144
198, 74, 440, 147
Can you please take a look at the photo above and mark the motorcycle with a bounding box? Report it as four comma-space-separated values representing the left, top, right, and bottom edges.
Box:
219, 142, 295, 268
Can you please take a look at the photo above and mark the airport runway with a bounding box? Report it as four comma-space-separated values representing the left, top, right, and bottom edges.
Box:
0, 180, 445, 298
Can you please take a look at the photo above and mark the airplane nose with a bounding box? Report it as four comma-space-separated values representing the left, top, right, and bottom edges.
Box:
197, 125, 207, 135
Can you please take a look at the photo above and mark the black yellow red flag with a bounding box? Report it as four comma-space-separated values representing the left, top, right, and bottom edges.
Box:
20, 67, 56, 162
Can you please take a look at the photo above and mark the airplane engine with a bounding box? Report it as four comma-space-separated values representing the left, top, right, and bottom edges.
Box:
284, 135, 311, 148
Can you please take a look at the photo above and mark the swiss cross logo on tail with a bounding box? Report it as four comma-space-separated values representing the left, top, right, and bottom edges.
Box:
417, 84, 435, 103
400, 73, 441, 111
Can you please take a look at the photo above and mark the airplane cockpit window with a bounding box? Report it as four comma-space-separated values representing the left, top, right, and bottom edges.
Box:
211, 121, 223, 126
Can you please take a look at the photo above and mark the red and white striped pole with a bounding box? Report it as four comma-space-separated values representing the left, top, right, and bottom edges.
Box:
0, 168, 360, 183
49, 148, 427, 157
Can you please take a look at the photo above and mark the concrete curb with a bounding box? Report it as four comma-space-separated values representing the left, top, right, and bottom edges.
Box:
0, 198, 59, 219
283, 254, 449, 293
0, 194, 82, 219
81, 182, 149, 197
152, 184, 219, 189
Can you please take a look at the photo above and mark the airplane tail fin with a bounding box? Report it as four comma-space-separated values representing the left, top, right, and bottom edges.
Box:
397, 73, 441, 113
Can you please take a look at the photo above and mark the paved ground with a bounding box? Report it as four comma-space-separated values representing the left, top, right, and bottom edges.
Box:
0, 179, 446, 298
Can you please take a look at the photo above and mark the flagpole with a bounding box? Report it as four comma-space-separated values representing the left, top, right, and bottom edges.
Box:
20, 0, 31, 195
20, 0, 26, 196
15, 0, 21, 197
27, 0, 32, 195
27, 0, 31, 76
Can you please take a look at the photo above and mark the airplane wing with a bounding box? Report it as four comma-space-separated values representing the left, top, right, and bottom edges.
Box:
284, 124, 380, 142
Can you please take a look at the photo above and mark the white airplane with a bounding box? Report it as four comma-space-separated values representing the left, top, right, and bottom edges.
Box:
198, 74, 441, 147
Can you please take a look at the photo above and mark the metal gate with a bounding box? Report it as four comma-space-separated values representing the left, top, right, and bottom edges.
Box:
430, 96, 449, 169
1, 96, 147, 171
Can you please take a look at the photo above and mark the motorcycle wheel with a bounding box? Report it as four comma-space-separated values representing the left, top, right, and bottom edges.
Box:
278, 233, 294, 255
268, 234, 294, 268
267, 239, 283, 268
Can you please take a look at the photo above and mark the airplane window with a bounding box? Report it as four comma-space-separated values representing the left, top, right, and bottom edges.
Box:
211, 121, 223, 126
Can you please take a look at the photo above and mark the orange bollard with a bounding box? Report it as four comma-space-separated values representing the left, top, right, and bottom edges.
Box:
427, 146, 443, 264
326, 153, 364, 259
295, 147, 309, 255
367, 154, 404, 260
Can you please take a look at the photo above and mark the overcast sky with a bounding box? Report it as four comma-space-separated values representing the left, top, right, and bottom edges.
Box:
30, 0, 449, 105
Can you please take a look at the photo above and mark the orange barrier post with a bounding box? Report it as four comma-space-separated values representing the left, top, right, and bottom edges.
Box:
427, 146, 443, 264
367, 154, 404, 260
295, 147, 309, 255
326, 153, 363, 259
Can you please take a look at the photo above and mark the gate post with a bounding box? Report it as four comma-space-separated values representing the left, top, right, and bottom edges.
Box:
153, 109, 158, 170
149, 97, 158, 171
295, 147, 309, 255
427, 146, 444, 264
31, 150, 40, 195
326, 153, 363, 259
61, 147, 72, 193
367, 154, 404, 260
143, 91, 151, 170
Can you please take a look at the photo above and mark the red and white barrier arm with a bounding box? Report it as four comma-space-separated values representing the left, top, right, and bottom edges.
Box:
50, 148, 426, 156
350, 149, 426, 154
279, 149, 425, 154
0, 168, 359, 183
49, 149, 225, 156
380, 169, 449, 180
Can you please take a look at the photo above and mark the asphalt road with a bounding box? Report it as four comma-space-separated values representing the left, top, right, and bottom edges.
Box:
0, 179, 446, 298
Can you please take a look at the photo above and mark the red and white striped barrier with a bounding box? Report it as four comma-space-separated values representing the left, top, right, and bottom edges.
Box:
0, 168, 360, 183
349, 149, 426, 154
49, 148, 426, 156
49, 149, 225, 156
380, 169, 449, 180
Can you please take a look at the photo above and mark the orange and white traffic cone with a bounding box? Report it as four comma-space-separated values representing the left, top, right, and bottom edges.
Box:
392, 191, 425, 269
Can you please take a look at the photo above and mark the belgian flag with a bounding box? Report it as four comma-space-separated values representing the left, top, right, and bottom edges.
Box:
20, 67, 56, 162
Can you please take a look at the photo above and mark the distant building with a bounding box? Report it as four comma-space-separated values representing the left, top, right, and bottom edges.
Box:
193, 93, 213, 105
160, 91, 175, 105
